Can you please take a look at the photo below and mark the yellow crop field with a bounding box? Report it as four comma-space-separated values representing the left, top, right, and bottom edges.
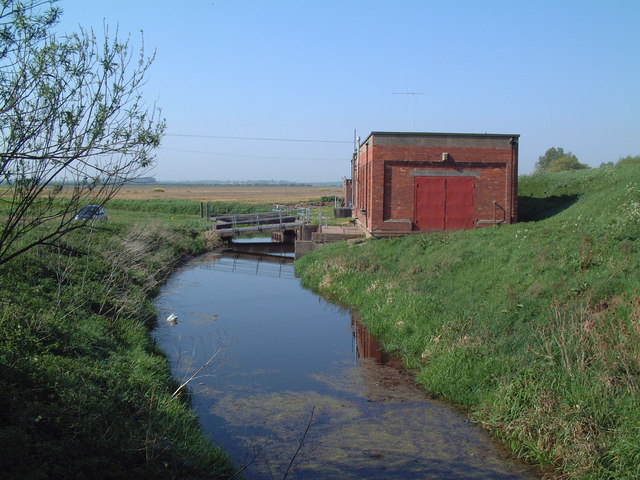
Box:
113, 184, 343, 204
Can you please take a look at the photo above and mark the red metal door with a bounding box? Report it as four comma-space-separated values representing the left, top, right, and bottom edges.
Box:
445, 177, 475, 230
414, 177, 445, 230
414, 176, 475, 231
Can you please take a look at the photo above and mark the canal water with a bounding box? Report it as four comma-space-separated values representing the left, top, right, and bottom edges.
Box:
153, 251, 538, 479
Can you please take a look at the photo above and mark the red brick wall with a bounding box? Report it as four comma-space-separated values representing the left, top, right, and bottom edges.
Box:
354, 133, 518, 233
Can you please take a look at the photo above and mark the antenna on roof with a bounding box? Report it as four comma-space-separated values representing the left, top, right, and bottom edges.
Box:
392, 91, 424, 131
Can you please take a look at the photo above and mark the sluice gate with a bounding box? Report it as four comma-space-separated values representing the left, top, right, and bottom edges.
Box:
205, 206, 366, 258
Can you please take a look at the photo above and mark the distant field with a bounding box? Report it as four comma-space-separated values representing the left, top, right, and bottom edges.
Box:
113, 184, 343, 203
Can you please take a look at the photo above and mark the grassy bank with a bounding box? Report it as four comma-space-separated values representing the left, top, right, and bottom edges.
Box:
0, 220, 236, 479
295, 165, 640, 479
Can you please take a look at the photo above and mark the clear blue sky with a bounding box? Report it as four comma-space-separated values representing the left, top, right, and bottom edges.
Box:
57, 0, 640, 182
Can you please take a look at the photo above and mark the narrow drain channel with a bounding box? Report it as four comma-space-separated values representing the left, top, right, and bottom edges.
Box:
153, 251, 539, 479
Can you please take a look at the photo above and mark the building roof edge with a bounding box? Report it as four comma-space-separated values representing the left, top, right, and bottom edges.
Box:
359, 131, 520, 148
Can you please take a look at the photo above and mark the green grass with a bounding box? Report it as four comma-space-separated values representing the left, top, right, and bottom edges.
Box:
0, 221, 237, 479
108, 198, 273, 216
105, 199, 348, 228
0, 194, 351, 478
106, 207, 211, 228
295, 164, 640, 479
0, 197, 272, 225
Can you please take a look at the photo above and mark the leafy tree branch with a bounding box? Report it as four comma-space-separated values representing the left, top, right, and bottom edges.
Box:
0, 0, 165, 265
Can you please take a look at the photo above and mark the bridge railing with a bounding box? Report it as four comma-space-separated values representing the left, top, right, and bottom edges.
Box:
272, 205, 328, 226
210, 205, 327, 235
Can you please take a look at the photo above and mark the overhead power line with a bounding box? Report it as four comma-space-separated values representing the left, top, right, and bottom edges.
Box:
159, 146, 344, 162
165, 133, 352, 144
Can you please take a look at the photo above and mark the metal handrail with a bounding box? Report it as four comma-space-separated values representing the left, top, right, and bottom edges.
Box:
212, 205, 328, 235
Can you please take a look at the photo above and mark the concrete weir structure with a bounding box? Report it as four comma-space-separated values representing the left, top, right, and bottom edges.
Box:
217, 224, 366, 259
294, 224, 367, 259
209, 210, 367, 259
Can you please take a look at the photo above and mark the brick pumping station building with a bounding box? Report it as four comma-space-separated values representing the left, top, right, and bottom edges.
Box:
348, 132, 519, 236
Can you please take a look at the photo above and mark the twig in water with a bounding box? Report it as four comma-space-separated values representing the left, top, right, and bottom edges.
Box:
171, 346, 223, 398
282, 405, 315, 480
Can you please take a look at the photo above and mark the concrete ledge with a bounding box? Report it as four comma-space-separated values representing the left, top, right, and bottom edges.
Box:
294, 225, 367, 258
370, 230, 426, 238
381, 219, 413, 231
294, 240, 315, 259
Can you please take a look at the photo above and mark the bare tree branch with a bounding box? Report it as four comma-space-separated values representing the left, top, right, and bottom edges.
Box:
171, 346, 224, 399
281, 406, 315, 480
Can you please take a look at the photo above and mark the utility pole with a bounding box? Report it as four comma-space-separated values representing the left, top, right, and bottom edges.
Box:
392, 91, 424, 131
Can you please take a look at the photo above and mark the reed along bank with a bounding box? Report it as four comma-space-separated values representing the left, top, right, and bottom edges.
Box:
295, 165, 640, 480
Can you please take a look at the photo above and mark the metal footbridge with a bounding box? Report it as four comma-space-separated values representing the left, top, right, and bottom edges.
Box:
209, 206, 324, 237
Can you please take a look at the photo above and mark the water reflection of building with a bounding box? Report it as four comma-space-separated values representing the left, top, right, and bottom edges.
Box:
351, 314, 390, 364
